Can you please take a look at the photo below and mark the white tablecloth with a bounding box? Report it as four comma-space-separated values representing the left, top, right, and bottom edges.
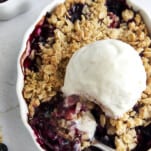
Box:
0, 0, 150, 150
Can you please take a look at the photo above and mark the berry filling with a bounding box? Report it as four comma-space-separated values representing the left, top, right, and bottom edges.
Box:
95, 126, 115, 148
68, 3, 85, 23
133, 124, 151, 151
23, 13, 55, 72
108, 12, 120, 28
106, 0, 129, 28
30, 13, 55, 50
23, 54, 42, 73
29, 93, 90, 151
29, 93, 115, 151
91, 107, 115, 148
106, 0, 128, 18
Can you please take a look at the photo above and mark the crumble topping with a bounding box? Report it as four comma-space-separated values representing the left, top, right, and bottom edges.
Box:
22, 0, 151, 150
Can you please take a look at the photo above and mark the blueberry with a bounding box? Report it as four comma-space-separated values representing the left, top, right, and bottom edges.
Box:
106, 0, 128, 18
40, 24, 55, 41
134, 123, 151, 151
0, 143, 8, 151
68, 3, 84, 23
133, 104, 139, 113
30, 13, 55, 50
23, 56, 40, 72
95, 126, 115, 148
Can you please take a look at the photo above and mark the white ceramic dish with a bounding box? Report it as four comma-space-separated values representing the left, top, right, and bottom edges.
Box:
0, 0, 30, 20
16, 0, 151, 151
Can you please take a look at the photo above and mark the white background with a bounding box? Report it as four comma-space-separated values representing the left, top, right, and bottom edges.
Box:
0, 0, 151, 151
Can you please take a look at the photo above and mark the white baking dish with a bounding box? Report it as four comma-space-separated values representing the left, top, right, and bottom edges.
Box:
16, 0, 151, 150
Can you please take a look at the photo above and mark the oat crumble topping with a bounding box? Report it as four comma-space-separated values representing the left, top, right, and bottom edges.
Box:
22, 0, 151, 150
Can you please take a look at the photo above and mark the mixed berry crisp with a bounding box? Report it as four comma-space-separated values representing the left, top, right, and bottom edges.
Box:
22, 0, 151, 150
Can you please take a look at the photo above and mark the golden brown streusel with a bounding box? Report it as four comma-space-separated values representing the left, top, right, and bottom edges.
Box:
23, 0, 151, 150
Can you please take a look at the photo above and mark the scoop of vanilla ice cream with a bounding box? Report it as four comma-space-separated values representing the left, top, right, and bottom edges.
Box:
75, 111, 97, 140
62, 39, 146, 118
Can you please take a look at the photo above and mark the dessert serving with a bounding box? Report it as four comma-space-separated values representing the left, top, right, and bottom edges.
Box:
17, 0, 151, 151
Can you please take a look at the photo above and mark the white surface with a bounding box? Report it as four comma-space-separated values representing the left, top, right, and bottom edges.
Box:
0, 0, 30, 20
0, 0, 151, 151
62, 40, 146, 118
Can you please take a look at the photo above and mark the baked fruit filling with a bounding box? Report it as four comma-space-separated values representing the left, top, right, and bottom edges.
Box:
29, 93, 99, 151
29, 92, 117, 151
22, 0, 151, 150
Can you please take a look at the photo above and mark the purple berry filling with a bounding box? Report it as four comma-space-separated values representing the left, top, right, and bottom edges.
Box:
91, 106, 115, 148
29, 91, 150, 151
106, 0, 128, 18
23, 55, 41, 73
29, 93, 88, 151
68, 3, 85, 23
133, 124, 151, 151
133, 104, 143, 113
28, 92, 116, 151
95, 125, 115, 148
23, 13, 55, 72
108, 12, 120, 28
30, 13, 55, 50
106, 0, 129, 28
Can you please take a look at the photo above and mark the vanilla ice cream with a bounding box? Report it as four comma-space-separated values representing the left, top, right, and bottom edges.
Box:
62, 39, 146, 118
